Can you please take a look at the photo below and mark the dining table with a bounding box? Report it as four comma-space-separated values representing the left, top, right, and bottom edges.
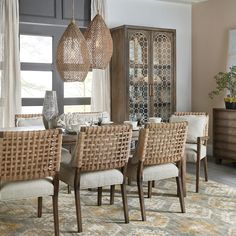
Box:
0, 125, 186, 197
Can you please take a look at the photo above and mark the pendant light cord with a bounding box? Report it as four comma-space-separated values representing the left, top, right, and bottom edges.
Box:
96, 0, 99, 14
72, 0, 75, 22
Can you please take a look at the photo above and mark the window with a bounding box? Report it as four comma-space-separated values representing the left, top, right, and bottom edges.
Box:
21, 71, 52, 98
20, 25, 92, 115
20, 35, 52, 63
64, 72, 92, 98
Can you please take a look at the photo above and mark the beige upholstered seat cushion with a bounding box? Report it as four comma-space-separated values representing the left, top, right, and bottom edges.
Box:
0, 178, 54, 201
61, 148, 72, 164
16, 117, 43, 127
170, 115, 207, 143
185, 143, 207, 163
127, 162, 179, 182
59, 162, 124, 189
60, 140, 124, 189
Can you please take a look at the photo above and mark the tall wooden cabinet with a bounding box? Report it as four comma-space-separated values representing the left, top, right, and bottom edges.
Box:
213, 108, 236, 163
110, 25, 176, 123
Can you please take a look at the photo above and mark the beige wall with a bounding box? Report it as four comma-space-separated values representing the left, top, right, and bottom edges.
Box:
192, 0, 236, 144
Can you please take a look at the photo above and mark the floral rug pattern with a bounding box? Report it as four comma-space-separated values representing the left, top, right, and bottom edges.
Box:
1, 174, 236, 236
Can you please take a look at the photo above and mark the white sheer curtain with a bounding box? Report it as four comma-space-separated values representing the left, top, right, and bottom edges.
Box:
90, 0, 111, 116
0, 0, 21, 128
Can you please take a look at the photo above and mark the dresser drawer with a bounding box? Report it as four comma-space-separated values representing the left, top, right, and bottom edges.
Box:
214, 148, 236, 161
213, 133, 236, 143
213, 110, 236, 120
214, 119, 236, 128
214, 141, 236, 151
214, 126, 236, 136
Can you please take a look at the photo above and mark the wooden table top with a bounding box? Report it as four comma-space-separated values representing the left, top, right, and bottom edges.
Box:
0, 125, 140, 144
0, 126, 45, 132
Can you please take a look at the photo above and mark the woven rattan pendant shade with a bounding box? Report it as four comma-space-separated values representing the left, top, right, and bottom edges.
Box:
84, 13, 113, 69
56, 21, 90, 82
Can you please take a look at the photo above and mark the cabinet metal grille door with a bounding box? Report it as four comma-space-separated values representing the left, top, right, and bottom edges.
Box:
152, 32, 173, 122
128, 31, 149, 121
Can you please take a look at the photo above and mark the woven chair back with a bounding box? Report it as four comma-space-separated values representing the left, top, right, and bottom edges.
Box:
15, 114, 42, 127
174, 112, 209, 137
0, 129, 62, 181
136, 122, 188, 166
73, 125, 132, 171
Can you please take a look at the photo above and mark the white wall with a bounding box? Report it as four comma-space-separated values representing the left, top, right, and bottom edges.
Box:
106, 0, 192, 112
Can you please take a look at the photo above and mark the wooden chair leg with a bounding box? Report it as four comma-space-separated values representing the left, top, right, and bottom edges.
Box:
97, 187, 102, 206
110, 185, 115, 205
152, 180, 155, 188
52, 195, 59, 236
196, 159, 200, 193
74, 188, 82, 233
137, 179, 146, 221
52, 176, 59, 236
67, 185, 71, 194
148, 181, 152, 198
176, 176, 185, 213
128, 177, 132, 185
204, 156, 208, 182
37, 197, 42, 218
121, 183, 129, 223
181, 155, 187, 197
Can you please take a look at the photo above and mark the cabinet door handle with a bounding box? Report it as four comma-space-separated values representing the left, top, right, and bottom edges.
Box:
149, 84, 152, 97
149, 83, 154, 97
151, 84, 154, 97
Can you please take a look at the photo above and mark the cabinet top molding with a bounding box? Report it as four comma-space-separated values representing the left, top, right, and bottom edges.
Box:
111, 25, 176, 33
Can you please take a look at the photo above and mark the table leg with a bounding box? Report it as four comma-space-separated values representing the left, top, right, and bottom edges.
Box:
181, 154, 186, 197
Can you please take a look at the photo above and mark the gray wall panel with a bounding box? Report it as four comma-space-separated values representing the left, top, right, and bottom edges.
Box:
19, 0, 56, 18
19, 0, 91, 27
62, 0, 90, 22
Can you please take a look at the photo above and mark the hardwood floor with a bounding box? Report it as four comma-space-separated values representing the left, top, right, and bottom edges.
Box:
187, 156, 236, 188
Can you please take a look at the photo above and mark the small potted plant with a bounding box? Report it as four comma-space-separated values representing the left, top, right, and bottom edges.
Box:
209, 66, 236, 109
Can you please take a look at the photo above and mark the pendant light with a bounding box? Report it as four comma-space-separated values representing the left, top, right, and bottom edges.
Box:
84, 11, 113, 69
56, 0, 90, 82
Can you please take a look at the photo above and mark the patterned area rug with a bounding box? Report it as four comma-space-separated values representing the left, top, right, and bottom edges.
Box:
1, 174, 236, 236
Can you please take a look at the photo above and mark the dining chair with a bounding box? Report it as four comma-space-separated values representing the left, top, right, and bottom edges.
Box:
127, 122, 188, 221
171, 112, 209, 192
59, 124, 132, 232
0, 129, 62, 236
15, 113, 43, 127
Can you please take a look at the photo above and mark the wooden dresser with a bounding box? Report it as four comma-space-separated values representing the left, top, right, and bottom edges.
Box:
213, 108, 236, 163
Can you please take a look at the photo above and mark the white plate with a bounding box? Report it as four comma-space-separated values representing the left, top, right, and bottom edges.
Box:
102, 121, 114, 125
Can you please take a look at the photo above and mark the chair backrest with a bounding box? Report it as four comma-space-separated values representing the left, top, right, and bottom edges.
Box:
73, 125, 132, 171
174, 112, 209, 137
15, 114, 43, 127
135, 122, 188, 166
0, 129, 62, 182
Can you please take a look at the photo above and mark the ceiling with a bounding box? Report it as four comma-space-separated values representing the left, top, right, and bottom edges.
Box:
155, 0, 208, 4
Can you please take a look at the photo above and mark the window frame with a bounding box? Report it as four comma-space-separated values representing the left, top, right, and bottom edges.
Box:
20, 23, 91, 114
